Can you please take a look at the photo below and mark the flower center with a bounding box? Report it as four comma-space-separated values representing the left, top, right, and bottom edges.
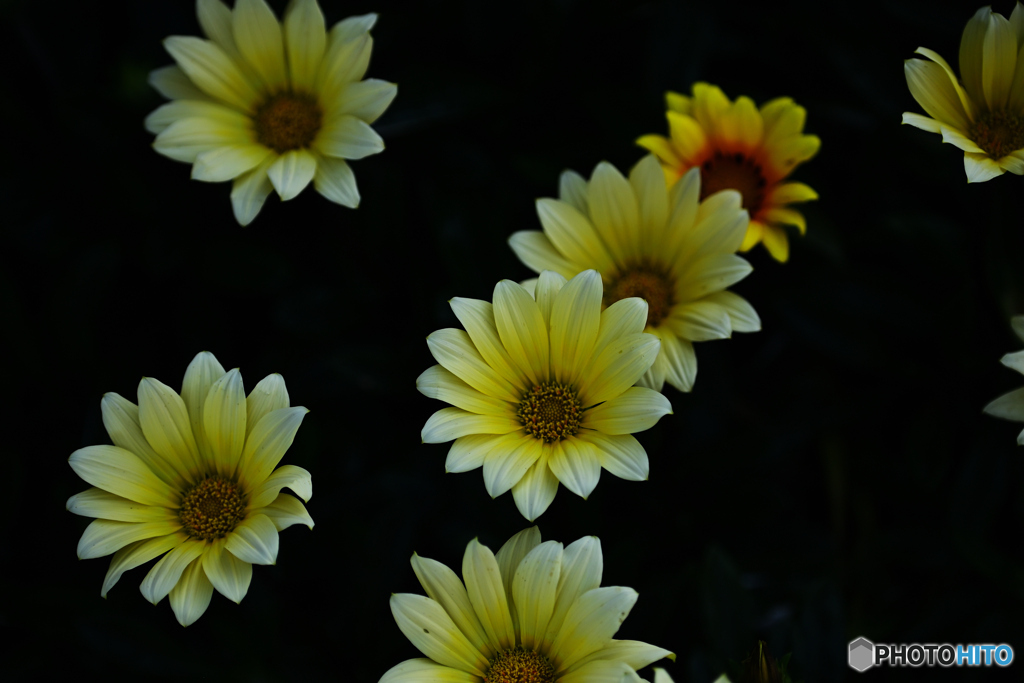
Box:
483, 647, 556, 683
178, 476, 246, 541
518, 382, 582, 442
699, 151, 767, 215
254, 92, 323, 153
604, 265, 675, 327
970, 109, 1024, 159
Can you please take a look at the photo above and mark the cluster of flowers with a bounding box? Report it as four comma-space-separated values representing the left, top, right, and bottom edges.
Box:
64, 1, 1024, 681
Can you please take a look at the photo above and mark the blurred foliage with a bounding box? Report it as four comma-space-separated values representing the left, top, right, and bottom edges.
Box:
3, 0, 1024, 681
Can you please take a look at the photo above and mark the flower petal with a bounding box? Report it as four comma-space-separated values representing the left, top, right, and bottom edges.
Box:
317, 23, 374, 103
576, 432, 649, 481
245, 373, 290, 439
237, 406, 307, 489
544, 535, 603, 645
139, 376, 202, 476
249, 463, 312, 509
148, 65, 211, 102
448, 300, 528, 396
100, 392, 186, 488
901, 111, 943, 133
676, 253, 753, 300
163, 36, 258, 110
69, 445, 179, 508
66, 488, 177, 523
580, 386, 672, 435
549, 586, 638, 671
964, 151, 1005, 182
984, 386, 1024, 421
512, 458, 560, 522
481, 433, 542, 498
101, 534, 183, 598
284, 0, 326, 90
203, 368, 247, 477
197, 0, 238, 54
559, 660, 642, 683
914, 47, 976, 119
267, 149, 317, 201
202, 538, 252, 603
255, 492, 315, 531
379, 658, 479, 683
508, 231, 577, 279
139, 538, 206, 605
1002, 349, 1024, 375
77, 519, 181, 560
550, 270, 603, 385
422, 407, 521, 444
493, 280, 550, 386
587, 162, 641, 266
231, 157, 275, 226
513, 541, 563, 651
699, 291, 760, 333
559, 170, 591, 213
760, 224, 791, 262
578, 333, 660, 408
313, 154, 360, 207
332, 79, 397, 123
940, 126, 985, 153
629, 154, 669, 253
665, 299, 733, 341
315, 115, 384, 159
904, 57, 970, 131
416, 365, 516, 417
192, 144, 273, 182
445, 434, 509, 473
170, 556, 214, 626
535, 198, 616, 277
389, 594, 488, 676
653, 329, 697, 392
547, 439, 601, 499
411, 553, 492, 658
225, 513, 279, 565
463, 538, 516, 652
153, 114, 253, 163
534, 270, 569, 328
568, 640, 675, 673
982, 11, 1017, 110
232, 0, 287, 90
145, 99, 241, 135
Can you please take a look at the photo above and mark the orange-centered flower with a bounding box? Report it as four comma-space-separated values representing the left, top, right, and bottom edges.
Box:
638, 83, 820, 262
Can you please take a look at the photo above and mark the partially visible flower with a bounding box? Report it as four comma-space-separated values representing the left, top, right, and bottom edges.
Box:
903, 4, 1024, 183
509, 155, 759, 394
983, 315, 1024, 444
380, 527, 673, 683
147, 0, 396, 225
637, 83, 819, 262
418, 269, 672, 520
67, 352, 313, 626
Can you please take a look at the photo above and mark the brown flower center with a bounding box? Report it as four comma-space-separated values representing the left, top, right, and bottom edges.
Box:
254, 92, 323, 153
605, 265, 676, 328
970, 109, 1024, 159
483, 647, 556, 683
518, 382, 582, 442
178, 476, 246, 541
699, 151, 767, 215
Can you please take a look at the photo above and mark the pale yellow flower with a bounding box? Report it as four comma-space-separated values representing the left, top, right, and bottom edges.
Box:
903, 4, 1024, 182
652, 670, 730, 683
67, 352, 313, 626
983, 315, 1024, 444
637, 84, 820, 262
147, 0, 396, 225
380, 527, 673, 683
418, 269, 672, 521
509, 155, 759, 394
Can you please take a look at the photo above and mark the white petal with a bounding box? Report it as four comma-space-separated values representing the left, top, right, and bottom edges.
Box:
410, 553, 492, 658
180, 351, 227, 463
139, 539, 206, 604
192, 144, 272, 182
232, 0, 287, 89
511, 457, 560, 522
245, 373, 290, 439
163, 36, 258, 110
578, 333, 660, 408
77, 519, 180, 560
254, 492, 315, 531
587, 162, 641, 265
66, 488, 177, 523
315, 115, 384, 159
101, 534, 182, 598
422, 407, 521, 443
513, 540, 563, 650
445, 434, 508, 473
333, 79, 397, 123
576, 432, 649, 481
544, 536, 603, 644
508, 230, 577, 279
581, 386, 672, 435
153, 114, 252, 163
225, 513, 279, 565
463, 538, 516, 652
203, 368, 247, 477
313, 155, 360, 208
249, 463, 313, 509
231, 157, 275, 225
169, 557, 215, 626
284, 0, 326, 90
378, 659, 479, 683
148, 65, 211, 101
984, 386, 1024, 421
549, 270, 603, 385
549, 586, 638, 671
202, 538, 252, 603
68, 445, 179, 508
267, 149, 317, 200
237, 405, 308, 489
964, 152, 1006, 182
100, 392, 186, 488
547, 439, 601, 499
481, 434, 542, 498
702, 291, 760, 333
389, 593, 488, 675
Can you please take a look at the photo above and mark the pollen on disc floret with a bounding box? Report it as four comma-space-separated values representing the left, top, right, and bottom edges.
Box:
517, 381, 582, 443
178, 476, 247, 541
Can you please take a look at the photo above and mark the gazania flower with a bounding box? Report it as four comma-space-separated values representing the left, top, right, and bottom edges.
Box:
903, 4, 1024, 183
637, 83, 820, 262
508, 155, 759, 394
418, 269, 672, 520
146, 0, 396, 225
67, 352, 313, 626
983, 315, 1024, 444
380, 527, 673, 683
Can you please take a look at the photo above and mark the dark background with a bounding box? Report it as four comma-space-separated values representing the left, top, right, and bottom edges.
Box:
3, 0, 1024, 680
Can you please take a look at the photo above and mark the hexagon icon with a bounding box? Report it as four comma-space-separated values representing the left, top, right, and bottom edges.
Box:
849, 637, 874, 672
